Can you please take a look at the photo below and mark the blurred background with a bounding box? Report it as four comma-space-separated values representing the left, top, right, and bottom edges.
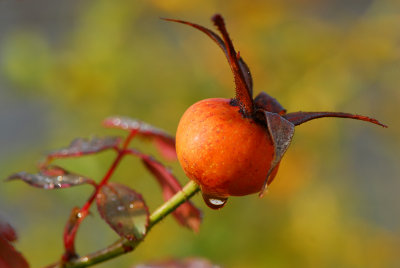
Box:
0, 0, 399, 267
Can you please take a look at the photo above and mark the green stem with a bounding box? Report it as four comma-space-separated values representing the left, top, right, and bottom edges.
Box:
149, 180, 200, 229
60, 180, 200, 268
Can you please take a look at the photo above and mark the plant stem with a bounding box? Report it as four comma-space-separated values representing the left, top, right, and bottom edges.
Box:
148, 179, 200, 229
62, 131, 138, 259
60, 180, 200, 268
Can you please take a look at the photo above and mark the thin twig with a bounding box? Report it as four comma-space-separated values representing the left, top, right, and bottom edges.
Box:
62, 130, 138, 260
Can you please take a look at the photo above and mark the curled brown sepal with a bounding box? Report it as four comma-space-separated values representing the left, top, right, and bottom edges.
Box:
164, 14, 254, 116
258, 111, 295, 197
254, 91, 287, 115
284, 111, 387, 128
212, 14, 254, 116
103, 116, 176, 160
96, 183, 149, 241
140, 155, 202, 232
6, 166, 96, 190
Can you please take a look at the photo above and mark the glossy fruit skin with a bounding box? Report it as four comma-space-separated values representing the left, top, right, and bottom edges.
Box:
176, 98, 277, 197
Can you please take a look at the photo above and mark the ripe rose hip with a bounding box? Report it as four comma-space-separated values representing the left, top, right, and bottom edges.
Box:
167, 15, 386, 209
176, 98, 279, 208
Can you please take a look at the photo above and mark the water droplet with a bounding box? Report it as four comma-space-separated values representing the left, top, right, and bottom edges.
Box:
44, 184, 51, 190
202, 193, 228, 210
81, 257, 89, 262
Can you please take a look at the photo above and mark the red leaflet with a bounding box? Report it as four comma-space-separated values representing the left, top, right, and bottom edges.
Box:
0, 217, 29, 268
7, 166, 95, 190
140, 155, 201, 232
44, 136, 121, 164
0, 219, 16, 242
0, 236, 29, 268
103, 116, 177, 160
96, 183, 149, 241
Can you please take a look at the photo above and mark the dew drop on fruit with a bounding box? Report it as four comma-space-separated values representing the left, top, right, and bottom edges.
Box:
201, 193, 228, 209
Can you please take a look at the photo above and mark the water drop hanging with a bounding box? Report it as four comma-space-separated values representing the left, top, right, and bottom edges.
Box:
201, 193, 228, 209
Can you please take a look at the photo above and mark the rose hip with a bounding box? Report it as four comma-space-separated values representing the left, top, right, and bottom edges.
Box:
167, 14, 386, 209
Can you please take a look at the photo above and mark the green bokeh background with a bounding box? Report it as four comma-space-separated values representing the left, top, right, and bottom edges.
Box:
0, 0, 399, 267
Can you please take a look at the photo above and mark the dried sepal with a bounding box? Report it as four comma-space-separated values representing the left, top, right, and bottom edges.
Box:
6, 166, 95, 190
103, 116, 176, 160
165, 14, 254, 116
212, 14, 254, 115
238, 58, 253, 97
259, 111, 295, 197
141, 156, 201, 232
96, 183, 149, 241
284, 111, 387, 128
254, 92, 286, 115
162, 17, 253, 95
